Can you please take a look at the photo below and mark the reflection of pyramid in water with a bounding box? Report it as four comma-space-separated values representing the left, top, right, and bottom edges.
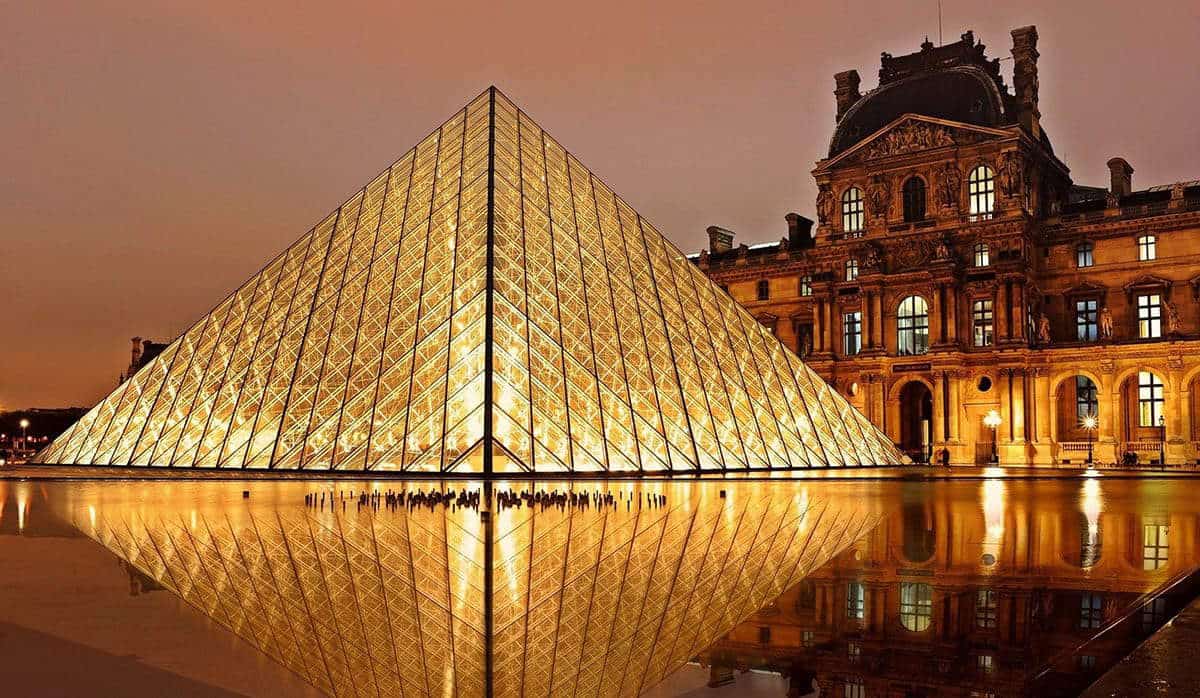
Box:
55, 481, 883, 697
38, 88, 900, 472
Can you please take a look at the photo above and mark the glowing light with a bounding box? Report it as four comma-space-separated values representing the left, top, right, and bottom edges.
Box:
983, 410, 1002, 429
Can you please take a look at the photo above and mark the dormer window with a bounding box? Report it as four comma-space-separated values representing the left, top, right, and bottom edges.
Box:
902, 176, 927, 222
968, 165, 995, 220
842, 187, 865, 234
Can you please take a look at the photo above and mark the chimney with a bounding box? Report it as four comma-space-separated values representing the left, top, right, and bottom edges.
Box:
834, 70, 861, 121
785, 213, 815, 249
1107, 157, 1134, 198
130, 336, 143, 367
706, 226, 735, 254
1010, 26, 1041, 139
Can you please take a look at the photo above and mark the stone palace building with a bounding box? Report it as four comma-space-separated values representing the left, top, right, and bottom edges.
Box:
695, 27, 1200, 466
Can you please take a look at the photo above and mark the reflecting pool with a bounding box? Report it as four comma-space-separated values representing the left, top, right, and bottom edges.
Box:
0, 477, 1194, 697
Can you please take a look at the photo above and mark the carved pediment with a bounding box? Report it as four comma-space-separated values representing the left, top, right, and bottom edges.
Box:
1064, 280, 1107, 297
820, 115, 1010, 170
1122, 274, 1173, 296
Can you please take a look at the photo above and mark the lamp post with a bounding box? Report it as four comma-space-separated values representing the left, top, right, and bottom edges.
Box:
984, 410, 1002, 465
1158, 414, 1166, 468
19, 419, 29, 452
1082, 415, 1097, 465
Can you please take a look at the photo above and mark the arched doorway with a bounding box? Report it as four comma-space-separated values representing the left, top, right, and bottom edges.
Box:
1054, 375, 1099, 463
899, 381, 933, 463
1119, 370, 1166, 465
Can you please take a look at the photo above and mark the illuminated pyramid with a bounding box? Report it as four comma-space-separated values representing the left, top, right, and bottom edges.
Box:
38, 88, 901, 472
51, 479, 885, 698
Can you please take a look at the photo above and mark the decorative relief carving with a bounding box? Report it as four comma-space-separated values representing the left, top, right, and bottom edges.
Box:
867, 175, 892, 220
865, 122, 955, 159
937, 164, 962, 212
997, 151, 1024, 198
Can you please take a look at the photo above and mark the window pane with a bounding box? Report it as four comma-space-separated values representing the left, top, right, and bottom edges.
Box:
900, 582, 933, 631
843, 312, 862, 356
969, 166, 995, 219
842, 188, 865, 234
897, 296, 929, 355
973, 300, 994, 347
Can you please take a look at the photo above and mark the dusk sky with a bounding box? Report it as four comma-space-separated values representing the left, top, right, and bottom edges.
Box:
2, 1, 1198, 409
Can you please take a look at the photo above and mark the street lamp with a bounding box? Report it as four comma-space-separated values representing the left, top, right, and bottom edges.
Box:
18, 418, 29, 451
984, 410, 1002, 465
1158, 414, 1166, 468
1082, 415, 1097, 465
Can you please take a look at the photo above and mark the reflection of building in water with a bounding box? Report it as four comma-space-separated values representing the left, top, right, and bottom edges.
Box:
701, 481, 1196, 696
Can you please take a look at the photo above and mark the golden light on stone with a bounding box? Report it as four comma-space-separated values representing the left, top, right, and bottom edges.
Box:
34, 88, 899, 473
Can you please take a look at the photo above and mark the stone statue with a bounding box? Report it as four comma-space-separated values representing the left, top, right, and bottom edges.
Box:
816, 186, 835, 226
938, 164, 961, 212
697, 248, 709, 266
998, 151, 1023, 198
779, 235, 790, 251
867, 176, 892, 220
934, 238, 952, 260
862, 244, 883, 272
1099, 306, 1114, 340
798, 331, 812, 358
1037, 313, 1051, 345
1166, 302, 1182, 335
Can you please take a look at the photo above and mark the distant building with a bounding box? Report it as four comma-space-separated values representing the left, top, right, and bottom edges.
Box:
120, 336, 168, 383
695, 27, 1200, 466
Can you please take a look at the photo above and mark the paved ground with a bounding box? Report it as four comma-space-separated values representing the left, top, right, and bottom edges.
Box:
1082, 596, 1200, 698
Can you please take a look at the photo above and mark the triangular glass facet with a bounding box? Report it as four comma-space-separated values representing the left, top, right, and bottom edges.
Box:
37, 88, 901, 472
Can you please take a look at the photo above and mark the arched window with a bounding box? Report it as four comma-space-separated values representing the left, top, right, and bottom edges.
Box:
968, 165, 996, 220
897, 296, 930, 355
973, 242, 990, 267
756, 279, 770, 301
842, 187, 865, 234
1137, 371, 1164, 427
1076, 376, 1098, 422
900, 582, 933, 632
902, 177, 927, 222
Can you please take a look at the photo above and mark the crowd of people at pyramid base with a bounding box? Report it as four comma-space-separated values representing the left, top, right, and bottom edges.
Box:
301, 488, 668, 514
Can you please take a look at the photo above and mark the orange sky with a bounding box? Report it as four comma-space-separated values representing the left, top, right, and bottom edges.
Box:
2, 0, 1198, 409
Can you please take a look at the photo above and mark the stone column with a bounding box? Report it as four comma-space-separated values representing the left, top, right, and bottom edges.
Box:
996, 284, 1009, 341
947, 287, 959, 344
1033, 369, 1054, 465
1012, 281, 1027, 342
1167, 360, 1186, 464
948, 371, 962, 442
813, 300, 824, 353
1012, 370, 1028, 442
931, 285, 944, 345
998, 369, 1012, 446
933, 372, 947, 444
873, 291, 885, 349
824, 298, 834, 354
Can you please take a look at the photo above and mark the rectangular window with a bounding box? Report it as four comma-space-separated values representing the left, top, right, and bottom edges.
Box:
1075, 299, 1098, 342
976, 654, 995, 674
1137, 294, 1162, 338
1143, 524, 1169, 570
1078, 655, 1097, 670
845, 259, 859, 281
1137, 234, 1157, 261
1080, 593, 1104, 630
846, 582, 865, 620
972, 300, 994, 347
799, 274, 813, 296
974, 243, 990, 267
843, 312, 862, 356
802, 630, 815, 647
1077, 242, 1095, 268
975, 589, 998, 629
1138, 371, 1164, 427
848, 641, 861, 663
1141, 597, 1167, 631
758, 626, 771, 644
844, 679, 865, 698
900, 582, 933, 631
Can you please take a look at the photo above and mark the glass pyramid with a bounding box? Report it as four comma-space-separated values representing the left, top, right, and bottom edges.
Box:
37, 88, 900, 472
48, 479, 886, 697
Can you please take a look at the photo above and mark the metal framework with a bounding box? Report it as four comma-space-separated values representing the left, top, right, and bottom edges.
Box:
37, 88, 900, 473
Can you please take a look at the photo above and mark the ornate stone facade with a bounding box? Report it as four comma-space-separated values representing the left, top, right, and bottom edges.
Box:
695, 27, 1200, 467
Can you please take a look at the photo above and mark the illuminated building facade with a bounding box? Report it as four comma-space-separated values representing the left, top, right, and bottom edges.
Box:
697, 27, 1200, 466
37, 88, 898, 473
